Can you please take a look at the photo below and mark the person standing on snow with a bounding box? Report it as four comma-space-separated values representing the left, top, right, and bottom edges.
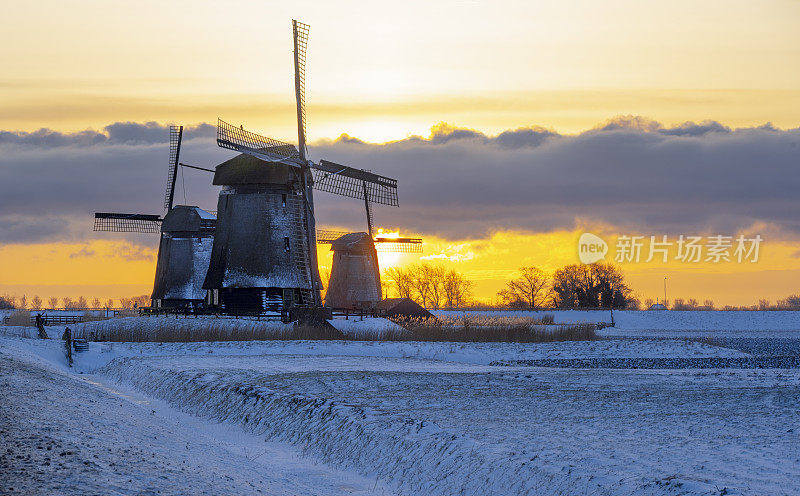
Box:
35, 313, 48, 339
62, 327, 73, 367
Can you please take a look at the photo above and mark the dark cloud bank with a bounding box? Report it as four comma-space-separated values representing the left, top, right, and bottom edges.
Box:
1, 116, 798, 244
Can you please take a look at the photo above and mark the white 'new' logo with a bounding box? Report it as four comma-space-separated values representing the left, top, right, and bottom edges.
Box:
578, 233, 608, 264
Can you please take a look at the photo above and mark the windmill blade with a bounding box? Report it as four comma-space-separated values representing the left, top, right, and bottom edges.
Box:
316, 230, 351, 244
374, 237, 423, 253
216, 119, 300, 164
94, 213, 162, 233
311, 160, 398, 206
164, 125, 183, 210
292, 19, 310, 161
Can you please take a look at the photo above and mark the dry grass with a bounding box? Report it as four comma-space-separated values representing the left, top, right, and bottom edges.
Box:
80, 312, 111, 323
4, 310, 31, 326
387, 315, 597, 343
72, 315, 595, 343
74, 320, 345, 343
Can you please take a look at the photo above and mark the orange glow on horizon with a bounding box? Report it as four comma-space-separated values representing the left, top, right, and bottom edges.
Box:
2, 228, 794, 307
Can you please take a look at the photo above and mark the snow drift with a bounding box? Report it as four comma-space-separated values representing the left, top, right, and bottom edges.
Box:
100, 356, 722, 496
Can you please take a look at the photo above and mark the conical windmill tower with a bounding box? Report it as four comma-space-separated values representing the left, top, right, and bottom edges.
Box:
318, 202, 422, 309
202, 20, 401, 318
93, 126, 216, 308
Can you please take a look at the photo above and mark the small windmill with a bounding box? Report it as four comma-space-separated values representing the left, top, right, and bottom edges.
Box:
203, 20, 406, 316
93, 126, 216, 308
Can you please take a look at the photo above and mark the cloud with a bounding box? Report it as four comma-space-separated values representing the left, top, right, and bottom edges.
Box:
112, 243, 155, 262
69, 246, 96, 258
1, 117, 798, 245
0, 122, 215, 147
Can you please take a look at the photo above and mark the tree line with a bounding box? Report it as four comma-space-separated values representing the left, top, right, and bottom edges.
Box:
383, 264, 473, 309
0, 294, 150, 310
382, 262, 633, 310
497, 263, 633, 309
647, 295, 800, 311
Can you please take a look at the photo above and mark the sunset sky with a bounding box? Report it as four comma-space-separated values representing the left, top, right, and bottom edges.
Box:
1, 0, 799, 306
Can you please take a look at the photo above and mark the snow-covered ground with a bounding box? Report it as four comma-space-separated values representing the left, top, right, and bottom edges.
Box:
2, 311, 799, 495
0, 347, 395, 496
436, 309, 800, 333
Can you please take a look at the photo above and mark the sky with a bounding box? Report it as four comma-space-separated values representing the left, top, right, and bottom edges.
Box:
1, 0, 799, 306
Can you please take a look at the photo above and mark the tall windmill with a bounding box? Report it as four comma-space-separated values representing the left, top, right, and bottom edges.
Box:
93, 126, 216, 308
202, 20, 403, 318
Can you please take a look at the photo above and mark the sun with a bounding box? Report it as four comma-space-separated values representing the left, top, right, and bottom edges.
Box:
377, 251, 402, 269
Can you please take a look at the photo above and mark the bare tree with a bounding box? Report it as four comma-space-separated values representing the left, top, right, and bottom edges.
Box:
408, 265, 433, 308
48, 297, 59, 309
62, 297, 74, 309
105, 298, 115, 308
383, 264, 472, 309
31, 295, 43, 310
19, 295, 28, 309
77, 296, 88, 309
132, 295, 149, 308
443, 269, 473, 308
91, 297, 101, 309
424, 265, 447, 310
0, 295, 15, 310
497, 266, 551, 309
777, 294, 800, 310
703, 299, 715, 310
383, 267, 413, 299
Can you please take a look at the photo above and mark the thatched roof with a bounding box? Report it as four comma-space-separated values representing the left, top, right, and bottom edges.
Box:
213, 154, 295, 186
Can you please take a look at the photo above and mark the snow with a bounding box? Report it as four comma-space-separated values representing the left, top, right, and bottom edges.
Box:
3, 310, 800, 495
328, 317, 408, 339
196, 207, 216, 220
0, 347, 395, 495
436, 309, 800, 333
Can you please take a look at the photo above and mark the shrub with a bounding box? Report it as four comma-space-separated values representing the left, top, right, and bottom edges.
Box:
5, 310, 31, 326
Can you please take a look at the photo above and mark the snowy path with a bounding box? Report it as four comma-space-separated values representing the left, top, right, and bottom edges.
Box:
0, 350, 394, 496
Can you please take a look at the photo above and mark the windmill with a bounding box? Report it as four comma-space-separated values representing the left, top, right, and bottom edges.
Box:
93, 126, 216, 308
201, 19, 405, 318
317, 201, 422, 309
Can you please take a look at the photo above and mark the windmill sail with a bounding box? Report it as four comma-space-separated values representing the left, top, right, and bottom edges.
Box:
94, 213, 162, 233
311, 160, 398, 206
215, 121, 399, 206
164, 125, 183, 211
293, 19, 310, 161
217, 119, 300, 163
317, 229, 423, 253
374, 237, 423, 253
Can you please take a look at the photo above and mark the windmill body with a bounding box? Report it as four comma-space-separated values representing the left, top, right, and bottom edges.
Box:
325, 232, 381, 309
151, 205, 216, 308
202, 154, 319, 312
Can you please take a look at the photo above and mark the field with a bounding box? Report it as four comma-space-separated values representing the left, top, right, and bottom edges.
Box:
1, 310, 799, 495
